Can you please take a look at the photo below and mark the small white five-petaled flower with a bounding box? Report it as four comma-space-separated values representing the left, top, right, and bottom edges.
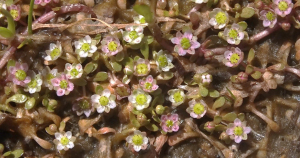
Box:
54, 131, 76, 151
74, 35, 97, 58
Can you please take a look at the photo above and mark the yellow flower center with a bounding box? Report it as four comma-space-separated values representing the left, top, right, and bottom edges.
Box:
166, 120, 174, 127
229, 53, 240, 64
234, 126, 243, 136
266, 11, 275, 21
10, 9, 19, 20
136, 94, 147, 105
228, 29, 238, 39
59, 80, 68, 89
60, 136, 69, 146
129, 31, 139, 39
50, 48, 60, 59
173, 91, 183, 103
70, 68, 79, 77
108, 41, 118, 52
99, 96, 109, 106
15, 70, 26, 81
132, 134, 143, 145
180, 37, 191, 50
215, 12, 227, 24
136, 63, 148, 75
278, 1, 288, 11
28, 79, 37, 88
81, 43, 90, 52
158, 55, 168, 67
193, 103, 205, 115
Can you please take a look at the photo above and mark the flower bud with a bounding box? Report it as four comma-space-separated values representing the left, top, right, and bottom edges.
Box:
155, 105, 165, 115
204, 121, 215, 132
237, 72, 248, 83
219, 131, 230, 141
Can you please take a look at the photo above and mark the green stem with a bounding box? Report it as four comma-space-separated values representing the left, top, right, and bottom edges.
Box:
28, 0, 34, 35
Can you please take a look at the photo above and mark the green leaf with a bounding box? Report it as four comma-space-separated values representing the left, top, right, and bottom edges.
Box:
3, 151, 12, 157
156, 72, 174, 80
95, 85, 104, 94
237, 113, 245, 121
147, 36, 154, 44
93, 72, 108, 82
251, 71, 262, 79
0, 8, 15, 38
129, 112, 140, 128
199, 85, 208, 97
115, 51, 124, 62
25, 97, 36, 110
152, 110, 161, 123
140, 39, 149, 59
110, 61, 122, 72
245, 65, 254, 74
133, 4, 153, 23
0, 27, 13, 38
72, 78, 87, 86
240, 7, 255, 18
6, 94, 27, 104
214, 124, 227, 132
84, 62, 98, 74
212, 97, 225, 110
237, 21, 248, 31
247, 48, 255, 63
11, 149, 24, 158
213, 115, 222, 124
145, 123, 159, 131
209, 90, 220, 98
222, 112, 237, 122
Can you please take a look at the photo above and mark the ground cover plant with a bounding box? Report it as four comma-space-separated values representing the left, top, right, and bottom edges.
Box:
0, 0, 300, 157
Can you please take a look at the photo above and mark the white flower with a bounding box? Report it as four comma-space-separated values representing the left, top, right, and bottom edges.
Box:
128, 89, 151, 110
42, 67, 58, 90
186, 99, 207, 119
168, 89, 186, 107
64, 63, 83, 79
154, 50, 174, 72
122, 26, 144, 45
74, 35, 97, 58
0, 3, 7, 18
126, 130, 148, 152
53, 131, 76, 151
91, 89, 116, 113
133, 15, 148, 26
44, 41, 62, 61
24, 71, 43, 94
209, 8, 229, 29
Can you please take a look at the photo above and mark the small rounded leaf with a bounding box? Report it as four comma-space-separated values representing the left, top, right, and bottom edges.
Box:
93, 72, 108, 82
240, 7, 255, 18
6, 94, 27, 104
25, 97, 36, 110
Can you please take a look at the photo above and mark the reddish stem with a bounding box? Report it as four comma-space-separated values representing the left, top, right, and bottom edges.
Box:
248, 24, 280, 44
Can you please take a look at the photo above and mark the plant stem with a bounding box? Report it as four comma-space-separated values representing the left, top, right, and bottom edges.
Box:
28, 0, 34, 35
